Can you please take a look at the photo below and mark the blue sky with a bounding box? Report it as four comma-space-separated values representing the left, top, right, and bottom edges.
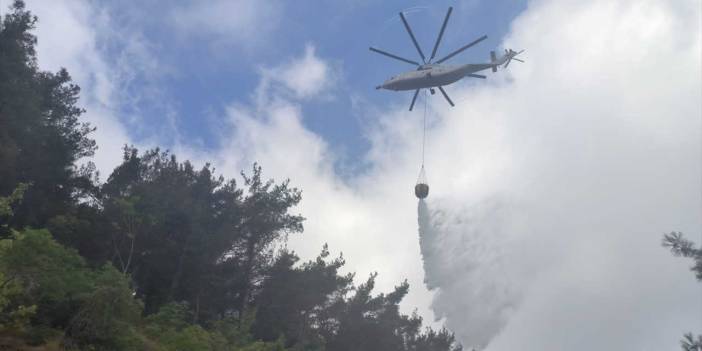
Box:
91, 0, 526, 171
18, 0, 702, 349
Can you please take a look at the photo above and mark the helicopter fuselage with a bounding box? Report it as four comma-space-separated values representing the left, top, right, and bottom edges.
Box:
368, 6, 523, 110
376, 63, 495, 91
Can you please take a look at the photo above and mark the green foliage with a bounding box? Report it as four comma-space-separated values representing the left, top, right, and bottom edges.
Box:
320, 273, 425, 351
144, 303, 287, 351
410, 327, 463, 351
161, 325, 216, 351
101, 147, 245, 316
212, 314, 255, 346
99, 148, 305, 321
0, 285, 36, 333
253, 246, 353, 349
235, 339, 286, 351
47, 206, 112, 266
1, 0, 97, 230
63, 265, 143, 350
663, 231, 702, 281
145, 302, 192, 337
0, 228, 92, 332
0, 184, 36, 333
145, 302, 221, 350
0, 221, 462, 350
234, 163, 305, 315
215, 321, 287, 351
0, 182, 29, 219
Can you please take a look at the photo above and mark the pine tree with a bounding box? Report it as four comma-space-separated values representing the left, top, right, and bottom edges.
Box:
0, 0, 97, 231
663, 232, 702, 350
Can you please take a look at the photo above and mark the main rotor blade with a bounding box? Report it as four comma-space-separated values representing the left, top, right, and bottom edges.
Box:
512, 58, 525, 63
409, 89, 420, 111
399, 11, 426, 63
369, 47, 420, 66
430, 7, 452, 62
438, 86, 454, 107
467, 74, 486, 79
435, 35, 488, 64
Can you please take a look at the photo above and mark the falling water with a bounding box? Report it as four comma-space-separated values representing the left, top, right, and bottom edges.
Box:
417, 198, 521, 349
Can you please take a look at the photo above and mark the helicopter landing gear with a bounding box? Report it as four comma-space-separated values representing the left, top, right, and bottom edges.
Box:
430, 88, 435, 95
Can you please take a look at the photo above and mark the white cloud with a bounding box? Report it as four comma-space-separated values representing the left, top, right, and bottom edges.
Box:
279, 44, 335, 99
252, 44, 337, 104
25, 0, 139, 175
169, 0, 281, 52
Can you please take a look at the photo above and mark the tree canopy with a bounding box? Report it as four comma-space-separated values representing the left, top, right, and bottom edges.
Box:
0, 0, 97, 233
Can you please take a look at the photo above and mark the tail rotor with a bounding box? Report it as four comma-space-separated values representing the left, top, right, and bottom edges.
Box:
503, 48, 525, 68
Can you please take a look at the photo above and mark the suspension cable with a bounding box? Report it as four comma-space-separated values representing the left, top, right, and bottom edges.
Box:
422, 89, 428, 167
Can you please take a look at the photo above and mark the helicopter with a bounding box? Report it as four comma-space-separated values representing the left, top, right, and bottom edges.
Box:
371, 7, 524, 111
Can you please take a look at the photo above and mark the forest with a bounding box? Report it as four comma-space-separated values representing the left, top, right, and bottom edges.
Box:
0, 2, 464, 350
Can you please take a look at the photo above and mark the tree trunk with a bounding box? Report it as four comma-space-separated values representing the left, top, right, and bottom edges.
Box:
123, 234, 135, 274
